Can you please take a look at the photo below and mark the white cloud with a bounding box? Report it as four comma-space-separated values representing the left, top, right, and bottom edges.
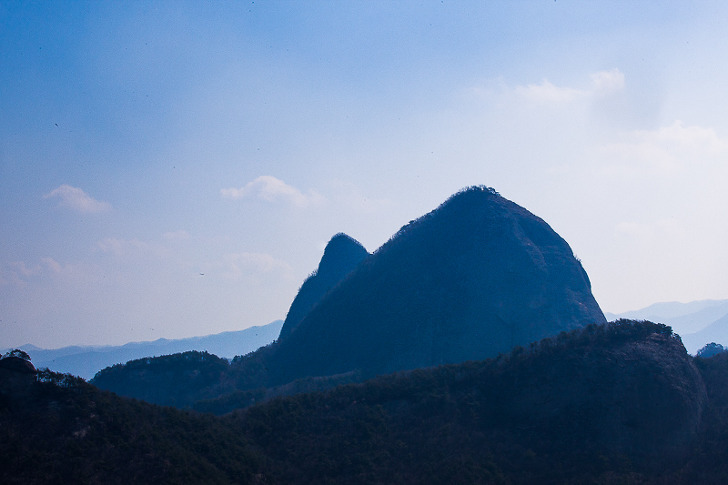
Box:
221, 176, 325, 208
513, 68, 625, 104
2, 258, 73, 287
514, 79, 586, 103
43, 184, 111, 213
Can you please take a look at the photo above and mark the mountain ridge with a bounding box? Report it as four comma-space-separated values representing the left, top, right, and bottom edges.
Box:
4, 320, 282, 380
606, 300, 728, 353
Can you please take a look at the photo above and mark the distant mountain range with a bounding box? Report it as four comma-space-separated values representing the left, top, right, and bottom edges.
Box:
1, 320, 282, 380
606, 300, 728, 353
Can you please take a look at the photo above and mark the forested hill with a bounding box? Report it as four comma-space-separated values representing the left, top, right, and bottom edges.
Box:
93, 186, 606, 409
6, 321, 728, 483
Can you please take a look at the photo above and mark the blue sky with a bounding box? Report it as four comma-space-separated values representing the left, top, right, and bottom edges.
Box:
2, 1, 727, 348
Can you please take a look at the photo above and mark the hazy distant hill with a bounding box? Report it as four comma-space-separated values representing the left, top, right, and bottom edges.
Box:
93, 186, 605, 408
4, 320, 282, 380
683, 313, 728, 354
606, 300, 728, 353
6, 320, 728, 483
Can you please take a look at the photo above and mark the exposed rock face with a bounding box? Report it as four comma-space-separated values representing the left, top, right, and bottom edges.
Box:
279, 233, 369, 341
266, 186, 606, 383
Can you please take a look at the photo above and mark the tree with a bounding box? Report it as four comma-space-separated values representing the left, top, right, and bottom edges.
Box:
697, 342, 727, 358
2, 349, 31, 361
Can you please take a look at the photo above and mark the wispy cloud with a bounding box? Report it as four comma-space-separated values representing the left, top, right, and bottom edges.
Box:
44, 185, 111, 213
515, 79, 586, 103
2, 258, 70, 287
513, 68, 625, 103
221, 176, 325, 208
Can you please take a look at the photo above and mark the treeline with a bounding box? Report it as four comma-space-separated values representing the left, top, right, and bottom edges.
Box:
8, 320, 728, 483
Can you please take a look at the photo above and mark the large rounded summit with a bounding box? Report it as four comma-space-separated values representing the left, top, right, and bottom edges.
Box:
268, 186, 606, 382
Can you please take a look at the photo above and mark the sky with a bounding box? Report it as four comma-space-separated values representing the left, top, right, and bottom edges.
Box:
1, 1, 727, 349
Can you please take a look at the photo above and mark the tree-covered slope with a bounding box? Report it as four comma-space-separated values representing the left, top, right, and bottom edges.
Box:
233, 320, 704, 483
6, 321, 724, 484
0, 358, 264, 484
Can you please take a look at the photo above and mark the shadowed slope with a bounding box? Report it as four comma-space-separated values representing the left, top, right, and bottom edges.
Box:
264, 186, 605, 384
279, 233, 368, 341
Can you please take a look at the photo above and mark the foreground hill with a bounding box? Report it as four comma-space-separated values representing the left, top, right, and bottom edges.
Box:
0, 356, 265, 484
94, 186, 606, 409
5, 321, 727, 483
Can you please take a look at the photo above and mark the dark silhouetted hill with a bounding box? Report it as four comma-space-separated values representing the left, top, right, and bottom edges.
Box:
235, 320, 706, 483
6, 321, 728, 483
262, 186, 605, 384
93, 186, 605, 409
91, 351, 230, 408
278, 233, 368, 341
0, 354, 265, 484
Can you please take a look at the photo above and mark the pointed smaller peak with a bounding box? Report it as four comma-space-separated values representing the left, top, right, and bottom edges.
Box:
279, 233, 368, 341
317, 233, 368, 277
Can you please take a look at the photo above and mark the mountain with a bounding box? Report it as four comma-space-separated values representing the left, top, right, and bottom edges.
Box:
606, 300, 728, 321
606, 300, 728, 353
93, 186, 605, 409
683, 312, 728, 354
5, 321, 727, 483
259, 186, 605, 384
4, 320, 282, 380
278, 233, 368, 340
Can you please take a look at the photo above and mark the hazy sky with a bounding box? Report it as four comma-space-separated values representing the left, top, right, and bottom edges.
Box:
2, 1, 727, 349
